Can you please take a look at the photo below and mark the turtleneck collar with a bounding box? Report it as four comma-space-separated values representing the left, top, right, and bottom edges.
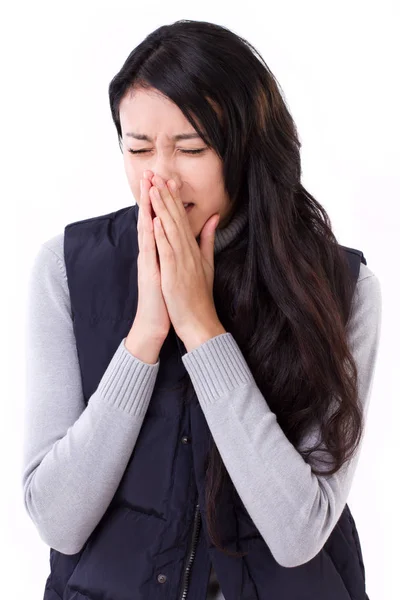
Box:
213, 202, 248, 254
134, 201, 248, 254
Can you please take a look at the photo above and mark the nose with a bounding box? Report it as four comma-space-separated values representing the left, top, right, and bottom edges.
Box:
143, 152, 180, 186
143, 169, 180, 191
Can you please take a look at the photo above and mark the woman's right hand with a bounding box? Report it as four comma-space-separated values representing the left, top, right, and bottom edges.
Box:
129, 172, 171, 343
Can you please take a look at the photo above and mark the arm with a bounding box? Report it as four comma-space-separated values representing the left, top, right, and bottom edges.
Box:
21, 234, 160, 555
181, 263, 382, 568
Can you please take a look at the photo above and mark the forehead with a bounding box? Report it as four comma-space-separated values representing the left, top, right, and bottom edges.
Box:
119, 87, 195, 137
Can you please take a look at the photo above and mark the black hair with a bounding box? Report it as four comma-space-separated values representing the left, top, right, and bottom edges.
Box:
108, 20, 363, 557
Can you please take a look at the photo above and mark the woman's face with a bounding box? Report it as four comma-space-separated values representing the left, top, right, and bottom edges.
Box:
119, 86, 232, 239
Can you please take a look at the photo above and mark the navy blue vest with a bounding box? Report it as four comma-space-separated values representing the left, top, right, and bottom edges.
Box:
43, 203, 370, 600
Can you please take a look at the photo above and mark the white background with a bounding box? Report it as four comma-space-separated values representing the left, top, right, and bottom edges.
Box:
1, 1, 398, 598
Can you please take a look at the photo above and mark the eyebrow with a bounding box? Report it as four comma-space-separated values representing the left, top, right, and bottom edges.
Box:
124, 132, 202, 142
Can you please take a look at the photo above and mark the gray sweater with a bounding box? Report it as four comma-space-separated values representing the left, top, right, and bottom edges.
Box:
21, 203, 382, 600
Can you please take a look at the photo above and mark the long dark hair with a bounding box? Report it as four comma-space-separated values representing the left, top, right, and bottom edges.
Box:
108, 19, 364, 558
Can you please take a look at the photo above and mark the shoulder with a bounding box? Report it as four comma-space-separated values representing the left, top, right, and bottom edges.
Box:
29, 232, 65, 280
357, 261, 379, 284
353, 262, 382, 313
27, 232, 70, 316
41, 231, 65, 266
346, 261, 382, 351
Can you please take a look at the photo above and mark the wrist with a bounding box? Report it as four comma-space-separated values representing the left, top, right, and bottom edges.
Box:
181, 322, 227, 353
125, 324, 165, 365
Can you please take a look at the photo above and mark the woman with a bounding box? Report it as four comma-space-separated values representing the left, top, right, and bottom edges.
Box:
22, 19, 381, 600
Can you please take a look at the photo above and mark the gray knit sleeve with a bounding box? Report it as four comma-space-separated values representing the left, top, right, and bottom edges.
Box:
21, 233, 159, 555
181, 262, 382, 568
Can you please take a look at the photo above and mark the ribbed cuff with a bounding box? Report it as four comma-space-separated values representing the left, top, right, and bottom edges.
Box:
95, 337, 160, 416
181, 333, 255, 407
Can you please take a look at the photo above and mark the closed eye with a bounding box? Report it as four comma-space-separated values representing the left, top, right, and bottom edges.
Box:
128, 148, 206, 155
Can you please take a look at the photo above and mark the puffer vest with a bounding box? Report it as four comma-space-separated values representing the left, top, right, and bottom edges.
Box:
43, 203, 370, 600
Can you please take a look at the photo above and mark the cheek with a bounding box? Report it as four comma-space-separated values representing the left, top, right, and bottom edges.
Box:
194, 158, 225, 201
123, 157, 141, 201
124, 156, 137, 180
198, 177, 226, 208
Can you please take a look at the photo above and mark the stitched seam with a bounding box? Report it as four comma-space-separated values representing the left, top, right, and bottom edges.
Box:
45, 583, 62, 599
347, 512, 366, 580
324, 547, 353, 600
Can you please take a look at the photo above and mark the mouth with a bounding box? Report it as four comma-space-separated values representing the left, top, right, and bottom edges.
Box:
149, 203, 194, 219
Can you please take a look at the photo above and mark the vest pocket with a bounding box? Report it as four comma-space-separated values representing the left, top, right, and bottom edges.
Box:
64, 506, 165, 600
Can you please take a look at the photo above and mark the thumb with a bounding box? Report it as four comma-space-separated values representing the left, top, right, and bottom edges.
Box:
199, 213, 220, 264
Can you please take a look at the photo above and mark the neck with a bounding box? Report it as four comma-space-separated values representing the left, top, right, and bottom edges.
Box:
213, 202, 248, 254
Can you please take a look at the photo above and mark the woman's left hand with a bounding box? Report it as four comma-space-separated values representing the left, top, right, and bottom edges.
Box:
148, 174, 225, 348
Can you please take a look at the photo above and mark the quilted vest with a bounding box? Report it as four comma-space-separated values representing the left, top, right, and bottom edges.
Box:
43, 203, 370, 600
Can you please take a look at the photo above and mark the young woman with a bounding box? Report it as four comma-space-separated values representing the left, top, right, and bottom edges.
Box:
22, 20, 381, 600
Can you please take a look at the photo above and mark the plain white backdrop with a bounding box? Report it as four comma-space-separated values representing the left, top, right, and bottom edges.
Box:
1, 1, 398, 598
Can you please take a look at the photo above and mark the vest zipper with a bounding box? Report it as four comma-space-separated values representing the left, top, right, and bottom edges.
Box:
178, 500, 201, 600
175, 331, 201, 598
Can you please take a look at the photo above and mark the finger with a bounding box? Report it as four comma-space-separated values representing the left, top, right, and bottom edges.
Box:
152, 175, 186, 225
137, 179, 143, 249
138, 178, 152, 250
151, 182, 200, 257
141, 178, 157, 258
166, 179, 189, 222
150, 185, 190, 256
166, 179, 199, 253
149, 186, 178, 248
137, 179, 159, 277
153, 216, 174, 271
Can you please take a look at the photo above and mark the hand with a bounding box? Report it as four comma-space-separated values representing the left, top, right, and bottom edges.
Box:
149, 173, 223, 344
128, 171, 171, 344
